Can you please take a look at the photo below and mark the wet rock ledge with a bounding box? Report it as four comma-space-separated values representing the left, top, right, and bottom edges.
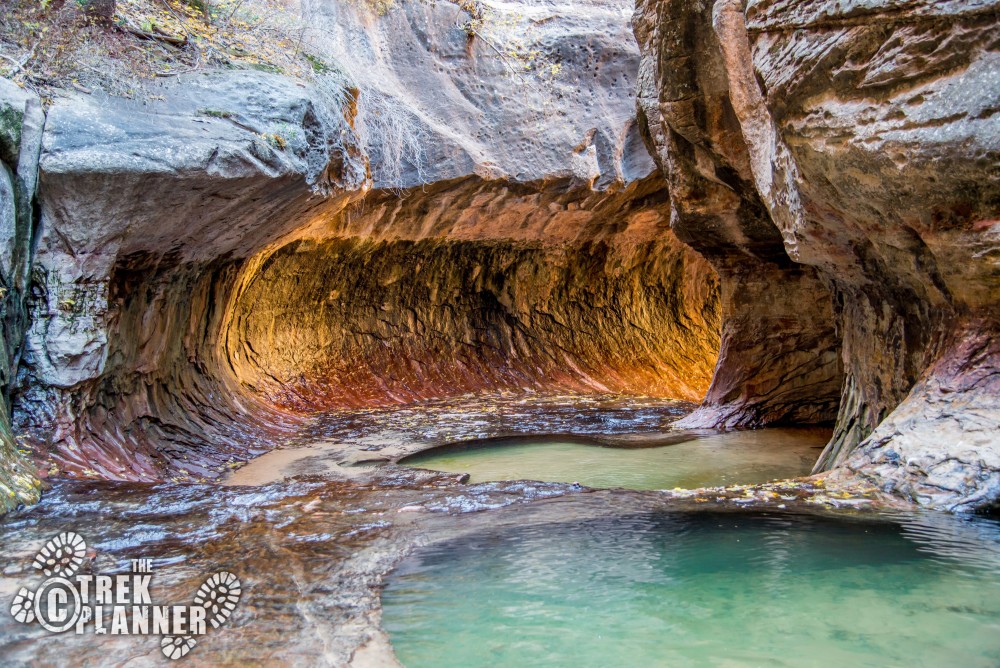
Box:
0, 471, 896, 666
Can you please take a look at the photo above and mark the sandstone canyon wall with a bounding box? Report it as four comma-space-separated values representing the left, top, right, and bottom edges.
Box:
1, 0, 721, 488
13, 71, 369, 481
0, 0, 996, 514
635, 0, 999, 510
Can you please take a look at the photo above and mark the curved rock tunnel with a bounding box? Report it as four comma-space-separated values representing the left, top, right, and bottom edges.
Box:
226, 181, 721, 412
13, 160, 725, 482
0, 0, 997, 513
0, 0, 733, 490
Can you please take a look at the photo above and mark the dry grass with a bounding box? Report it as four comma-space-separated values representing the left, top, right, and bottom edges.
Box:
354, 87, 428, 188
0, 0, 340, 102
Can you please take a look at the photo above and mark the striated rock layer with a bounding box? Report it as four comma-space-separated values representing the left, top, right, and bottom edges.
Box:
635, 0, 1000, 510
13, 71, 369, 482
8, 1, 721, 488
228, 178, 717, 411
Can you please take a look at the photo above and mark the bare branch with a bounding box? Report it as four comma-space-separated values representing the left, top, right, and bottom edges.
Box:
122, 21, 188, 47
3, 40, 40, 78
469, 28, 536, 90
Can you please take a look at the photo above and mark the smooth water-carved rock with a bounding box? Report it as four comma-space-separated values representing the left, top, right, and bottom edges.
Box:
832, 322, 1000, 512
302, 0, 655, 191
227, 180, 718, 410
11, 5, 721, 485
634, 0, 843, 431
635, 0, 1000, 509
13, 71, 369, 481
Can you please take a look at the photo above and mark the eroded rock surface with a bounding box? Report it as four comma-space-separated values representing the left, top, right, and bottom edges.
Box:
5, 0, 994, 513
635, 0, 1000, 509
228, 179, 717, 410
303, 0, 655, 190
0, 79, 43, 511
8, 2, 721, 488
13, 70, 369, 482
633, 0, 843, 432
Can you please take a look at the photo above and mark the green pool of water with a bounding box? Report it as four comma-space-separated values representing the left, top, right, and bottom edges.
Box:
382, 511, 1000, 668
401, 428, 829, 490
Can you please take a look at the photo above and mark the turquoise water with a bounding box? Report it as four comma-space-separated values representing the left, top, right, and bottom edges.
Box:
383, 511, 1000, 668
401, 428, 829, 490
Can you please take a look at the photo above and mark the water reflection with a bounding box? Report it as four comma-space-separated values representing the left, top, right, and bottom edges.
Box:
384, 511, 1000, 668
402, 428, 831, 490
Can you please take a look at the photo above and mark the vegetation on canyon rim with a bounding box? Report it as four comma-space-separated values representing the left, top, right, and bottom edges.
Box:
0, 3, 998, 662
0, 0, 561, 186
0, 0, 329, 99
0, 0, 559, 101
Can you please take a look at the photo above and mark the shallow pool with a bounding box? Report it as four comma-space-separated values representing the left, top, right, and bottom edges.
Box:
401, 428, 829, 490
382, 511, 1000, 668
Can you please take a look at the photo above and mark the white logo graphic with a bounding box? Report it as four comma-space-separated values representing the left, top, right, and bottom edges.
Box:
9, 532, 241, 660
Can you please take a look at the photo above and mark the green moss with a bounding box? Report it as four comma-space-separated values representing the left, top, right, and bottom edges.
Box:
248, 62, 283, 74
198, 108, 236, 119
0, 103, 24, 167
261, 132, 287, 150
304, 54, 332, 74
0, 411, 41, 515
